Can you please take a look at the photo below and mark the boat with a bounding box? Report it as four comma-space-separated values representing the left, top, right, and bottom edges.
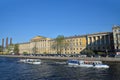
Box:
19, 59, 41, 64
67, 60, 109, 68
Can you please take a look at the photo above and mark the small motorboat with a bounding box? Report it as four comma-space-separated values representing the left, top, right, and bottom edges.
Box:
67, 60, 109, 68
19, 59, 41, 64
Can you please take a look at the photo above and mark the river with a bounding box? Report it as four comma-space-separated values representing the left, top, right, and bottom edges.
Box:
0, 57, 120, 80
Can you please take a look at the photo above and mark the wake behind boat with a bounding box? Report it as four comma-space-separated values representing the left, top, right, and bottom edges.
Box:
67, 60, 109, 68
19, 59, 41, 64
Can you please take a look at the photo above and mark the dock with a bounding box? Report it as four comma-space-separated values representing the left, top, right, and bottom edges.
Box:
0, 55, 120, 62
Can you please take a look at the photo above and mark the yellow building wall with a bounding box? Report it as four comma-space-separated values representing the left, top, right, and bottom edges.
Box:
19, 43, 30, 54
62, 36, 86, 54
19, 36, 87, 54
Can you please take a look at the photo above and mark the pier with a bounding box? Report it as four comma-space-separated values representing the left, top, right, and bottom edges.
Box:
0, 55, 120, 62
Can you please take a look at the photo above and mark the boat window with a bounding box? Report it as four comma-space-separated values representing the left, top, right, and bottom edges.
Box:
68, 60, 79, 64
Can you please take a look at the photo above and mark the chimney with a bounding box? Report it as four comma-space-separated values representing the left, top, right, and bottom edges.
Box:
2, 38, 4, 48
10, 38, 12, 45
6, 37, 8, 48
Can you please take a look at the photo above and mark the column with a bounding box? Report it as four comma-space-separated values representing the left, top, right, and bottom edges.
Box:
100, 36, 102, 45
96, 36, 98, 45
94, 36, 96, 44
104, 35, 106, 45
118, 34, 120, 49
108, 35, 110, 45
92, 36, 94, 45
88, 37, 90, 45
90, 37, 92, 46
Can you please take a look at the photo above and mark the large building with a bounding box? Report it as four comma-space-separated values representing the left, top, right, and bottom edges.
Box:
19, 36, 51, 54
63, 35, 87, 54
112, 25, 120, 52
87, 32, 114, 52
19, 35, 87, 54
19, 26, 120, 54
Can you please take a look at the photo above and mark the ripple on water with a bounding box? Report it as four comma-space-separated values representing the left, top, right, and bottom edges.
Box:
0, 58, 119, 80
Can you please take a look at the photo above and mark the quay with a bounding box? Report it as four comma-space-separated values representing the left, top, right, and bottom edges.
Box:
0, 55, 120, 62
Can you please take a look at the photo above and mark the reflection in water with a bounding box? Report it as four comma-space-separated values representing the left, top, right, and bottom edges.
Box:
0, 57, 119, 80
108, 62, 120, 80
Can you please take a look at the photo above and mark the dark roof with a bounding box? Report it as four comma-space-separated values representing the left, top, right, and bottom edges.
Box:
18, 42, 30, 44
65, 35, 87, 39
87, 32, 112, 36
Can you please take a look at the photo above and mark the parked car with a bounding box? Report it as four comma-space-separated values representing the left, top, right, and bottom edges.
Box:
108, 53, 116, 57
115, 54, 120, 58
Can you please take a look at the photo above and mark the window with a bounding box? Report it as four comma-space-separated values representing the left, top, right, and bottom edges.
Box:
76, 43, 78, 46
80, 42, 82, 45
80, 39, 81, 41
76, 39, 78, 41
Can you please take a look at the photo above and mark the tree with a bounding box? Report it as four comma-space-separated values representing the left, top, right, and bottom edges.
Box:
32, 42, 38, 54
0, 45, 3, 52
23, 52, 28, 55
6, 44, 14, 54
32, 46, 38, 54
13, 44, 19, 55
52, 35, 69, 54
81, 49, 95, 56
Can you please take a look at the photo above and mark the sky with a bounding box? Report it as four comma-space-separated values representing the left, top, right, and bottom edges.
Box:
0, 0, 120, 44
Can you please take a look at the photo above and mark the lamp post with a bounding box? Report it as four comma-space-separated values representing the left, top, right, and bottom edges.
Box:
106, 49, 108, 57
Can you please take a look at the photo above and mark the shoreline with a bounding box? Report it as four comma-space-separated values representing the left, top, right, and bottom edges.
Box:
0, 55, 120, 62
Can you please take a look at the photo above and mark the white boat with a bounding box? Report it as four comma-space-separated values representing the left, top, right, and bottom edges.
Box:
67, 60, 109, 68
19, 59, 26, 63
19, 59, 41, 64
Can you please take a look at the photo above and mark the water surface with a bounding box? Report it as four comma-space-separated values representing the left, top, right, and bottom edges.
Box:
0, 57, 119, 80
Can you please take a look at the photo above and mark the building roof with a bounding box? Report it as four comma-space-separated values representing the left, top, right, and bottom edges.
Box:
65, 35, 87, 39
87, 32, 112, 36
30, 36, 51, 42
18, 42, 30, 44
112, 25, 120, 29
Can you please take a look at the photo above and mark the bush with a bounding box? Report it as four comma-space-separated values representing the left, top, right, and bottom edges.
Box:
81, 49, 95, 56
23, 52, 28, 54
97, 52, 108, 57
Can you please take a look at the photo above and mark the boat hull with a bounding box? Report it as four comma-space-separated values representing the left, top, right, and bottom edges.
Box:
19, 59, 41, 64
94, 65, 109, 68
67, 60, 109, 68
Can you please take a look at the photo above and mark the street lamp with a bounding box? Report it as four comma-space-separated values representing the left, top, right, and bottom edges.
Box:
106, 49, 108, 57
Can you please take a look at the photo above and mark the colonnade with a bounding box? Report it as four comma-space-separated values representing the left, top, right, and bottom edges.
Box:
87, 35, 110, 46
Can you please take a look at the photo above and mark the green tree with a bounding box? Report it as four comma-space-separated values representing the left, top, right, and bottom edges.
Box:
32, 46, 38, 54
81, 49, 95, 56
52, 35, 69, 54
32, 42, 38, 54
6, 44, 14, 54
23, 52, 28, 55
13, 44, 19, 55
0, 45, 3, 52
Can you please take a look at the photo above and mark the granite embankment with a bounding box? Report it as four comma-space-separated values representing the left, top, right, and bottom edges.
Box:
0, 55, 120, 62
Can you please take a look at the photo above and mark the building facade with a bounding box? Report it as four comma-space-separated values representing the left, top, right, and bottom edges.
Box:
112, 25, 120, 52
19, 35, 87, 54
87, 32, 114, 52
63, 35, 87, 54
19, 42, 30, 54
19, 36, 51, 54
19, 26, 120, 54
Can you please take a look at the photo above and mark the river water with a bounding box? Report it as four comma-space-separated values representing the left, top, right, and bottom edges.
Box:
0, 57, 120, 80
